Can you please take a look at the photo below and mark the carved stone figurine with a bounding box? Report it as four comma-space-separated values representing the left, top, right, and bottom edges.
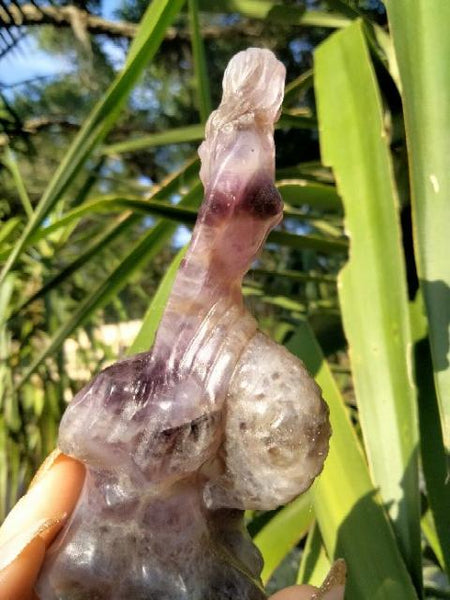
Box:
36, 48, 331, 600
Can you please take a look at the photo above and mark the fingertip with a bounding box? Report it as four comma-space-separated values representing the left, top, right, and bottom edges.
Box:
0, 451, 85, 548
0, 452, 84, 599
269, 584, 319, 600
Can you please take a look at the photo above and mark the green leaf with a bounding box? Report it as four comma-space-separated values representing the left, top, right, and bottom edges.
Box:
12, 158, 200, 316
323, 1, 401, 91
410, 293, 450, 576
314, 20, 421, 586
242, 287, 306, 314
283, 69, 314, 106
198, 1, 350, 28
14, 215, 139, 318
188, 0, 212, 123
36, 197, 198, 237
277, 180, 342, 211
421, 510, 445, 573
250, 268, 336, 285
16, 183, 203, 387
34, 199, 344, 254
127, 246, 187, 355
3, 148, 33, 218
0, 0, 186, 285
101, 112, 318, 157
277, 164, 335, 186
267, 230, 347, 254
278, 112, 317, 130
297, 520, 330, 587
102, 124, 205, 156
287, 321, 418, 599
385, 0, 450, 454
0, 218, 21, 248
254, 492, 313, 584
0, 417, 7, 521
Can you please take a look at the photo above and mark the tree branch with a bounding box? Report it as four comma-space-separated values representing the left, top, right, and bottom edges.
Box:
0, 3, 138, 39
0, 3, 268, 43
0, 116, 80, 147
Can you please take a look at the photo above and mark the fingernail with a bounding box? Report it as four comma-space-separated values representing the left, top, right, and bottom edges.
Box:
311, 559, 346, 599
0, 515, 65, 572
28, 448, 62, 491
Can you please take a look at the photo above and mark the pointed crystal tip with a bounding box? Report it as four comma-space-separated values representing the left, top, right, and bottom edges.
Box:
198, 48, 286, 194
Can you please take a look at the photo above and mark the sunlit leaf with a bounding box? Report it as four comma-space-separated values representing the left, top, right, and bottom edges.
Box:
188, 0, 212, 123
288, 321, 418, 599
385, 0, 450, 455
297, 520, 330, 587
254, 492, 313, 584
315, 20, 421, 585
0, 0, 186, 285
128, 246, 187, 355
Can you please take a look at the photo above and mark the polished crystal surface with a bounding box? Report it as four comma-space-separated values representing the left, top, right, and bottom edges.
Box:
36, 48, 330, 600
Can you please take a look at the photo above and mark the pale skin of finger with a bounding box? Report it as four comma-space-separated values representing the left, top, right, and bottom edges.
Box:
270, 585, 345, 600
0, 452, 85, 599
0, 535, 45, 600
0, 451, 85, 548
0, 452, 320, 600
270, 584, 319, 599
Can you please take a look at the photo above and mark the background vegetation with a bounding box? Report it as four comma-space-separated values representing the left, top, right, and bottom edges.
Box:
0, 0, 449, 598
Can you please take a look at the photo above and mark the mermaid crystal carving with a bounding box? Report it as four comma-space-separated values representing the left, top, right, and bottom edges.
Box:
36, 48, 330, 600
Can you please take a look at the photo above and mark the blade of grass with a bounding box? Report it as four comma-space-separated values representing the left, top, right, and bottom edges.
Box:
5, 438, 21, 519
0, 156, 201, 267
198, 1, 350, 27
287, 321, 418, 599
9, 158, 200, 317
315, 20, 421, 586
0, 417, 7, 521
242, 287, 306, 313
421, 510, 445, 573
267, 230, 347, 254
33, 193, 343, 243
16, 182, 203, 388
277, 181, 341, 212
282, 215, 342, 238
34, 203, 346, 256
3, 148, 33, 218
127, 245, 187, 355
102, 111, 318, 157
34, 197, 198, 237
0, 220, 345, 263
13, 214, 139, 318
385, 0, 450, 454
102, 124, 205, 156
0, 0, 186, 286
277, 164, 335, 186
278, 112, 317, 130
283, 69, 314, 106
410, 293, 450, 576
324, 0, 401, 91
188, 0, 212, 123
297, 521, 330, 587
0, 217, 20, 247
254, 491, 313, 584
250, 268, 336, 285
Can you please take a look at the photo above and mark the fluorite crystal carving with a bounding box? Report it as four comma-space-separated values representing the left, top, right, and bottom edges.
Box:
36, 48, 331, 600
